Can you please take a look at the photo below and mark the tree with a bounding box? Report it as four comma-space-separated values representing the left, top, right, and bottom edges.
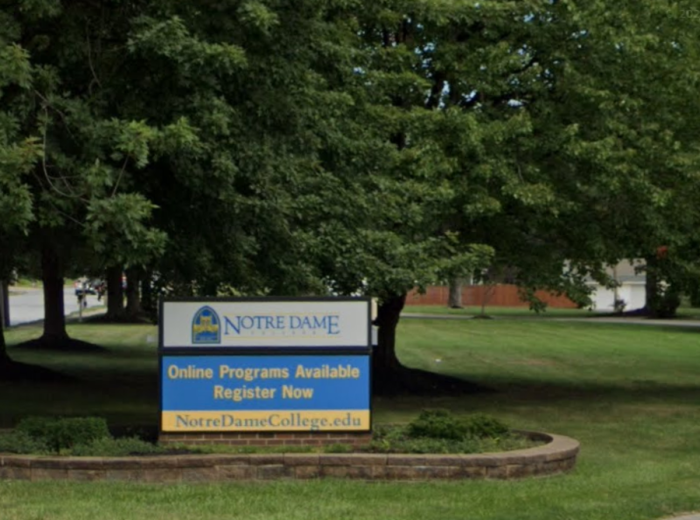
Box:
5, 1, 177, 344
296, 0, 700, 391
0, 38, 41, 373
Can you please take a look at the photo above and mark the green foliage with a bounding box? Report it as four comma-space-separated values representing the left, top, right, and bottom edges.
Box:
16, 416, 110, 452
70, 436, 166, 457
370, 418, 533, 455
3, 0, 700, 365
371, 435, 482, 455
323, 443, 353, 454
406, 410, 510, 443
407, 409, 467, 441
0, 44, 32, 88
464, 414, 509, 439
0, 430, 50, 454
15, 416, 58, 440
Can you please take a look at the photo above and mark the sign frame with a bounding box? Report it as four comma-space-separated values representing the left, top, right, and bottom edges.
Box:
158, 297, 373, 435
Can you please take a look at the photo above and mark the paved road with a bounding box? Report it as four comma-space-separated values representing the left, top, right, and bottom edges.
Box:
8, 287, 103, 326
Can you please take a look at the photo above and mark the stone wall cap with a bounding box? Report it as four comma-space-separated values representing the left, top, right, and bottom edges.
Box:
0, 431, 580, 482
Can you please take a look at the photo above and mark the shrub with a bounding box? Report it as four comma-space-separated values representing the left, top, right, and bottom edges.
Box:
407, 409, 467, 440
52, 417, 111, 451
366, 424, 530, 454
70, 437, 165, 457
15, 416, 56, 441
464, 414, 509, 439
0, 431, 50, 454
324, 443, 353, 454
16, 416, 110, 452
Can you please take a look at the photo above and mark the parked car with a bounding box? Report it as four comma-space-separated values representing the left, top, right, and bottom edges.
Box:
90, 279, 106, 300
74, 278, 97, 297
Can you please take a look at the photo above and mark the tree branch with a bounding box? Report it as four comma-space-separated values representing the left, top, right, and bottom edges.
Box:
86, 22, 103, 96
112, 156, 129, 197
40, 108, 88, 202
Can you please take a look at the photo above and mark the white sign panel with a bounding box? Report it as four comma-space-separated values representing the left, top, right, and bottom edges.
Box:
162, 299, 370, 348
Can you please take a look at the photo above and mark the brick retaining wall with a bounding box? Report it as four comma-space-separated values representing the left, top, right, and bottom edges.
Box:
0, 432, 579, 482
159, 432, 373, 447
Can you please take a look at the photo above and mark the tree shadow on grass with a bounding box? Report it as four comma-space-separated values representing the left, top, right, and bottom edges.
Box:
3, 336, 106, 382
374, 366, 494, 396
0, 359, 72, 382
464, 378, 700, 408
15, 337, 106, 353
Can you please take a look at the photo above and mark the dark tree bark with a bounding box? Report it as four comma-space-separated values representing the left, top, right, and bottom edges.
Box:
140, 270, 155, 319
40, 240, 69, 344
642, 255, 679, 319
125, 267, 142, 318
448, 278, 463, 308
371, 291, 487, 396
0, 281, 11, 369
1, 280, 9, 327
0, 316, 9, 368
106, 265, 125, 320
372, 293, 406, 378
643, 255, 658, 316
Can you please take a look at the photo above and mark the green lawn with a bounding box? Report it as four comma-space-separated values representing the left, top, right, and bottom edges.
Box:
403, 304, 602, 317
404, 303, 700, 320
2, 318, 700, 520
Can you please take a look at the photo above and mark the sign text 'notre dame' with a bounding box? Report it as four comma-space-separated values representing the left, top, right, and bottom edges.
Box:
159, 298, 371, 433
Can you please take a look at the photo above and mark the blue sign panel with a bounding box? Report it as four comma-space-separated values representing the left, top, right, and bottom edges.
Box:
161, 355, 370, 432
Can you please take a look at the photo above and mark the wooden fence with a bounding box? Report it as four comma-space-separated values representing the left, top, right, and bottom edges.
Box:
406, 285, 578, 308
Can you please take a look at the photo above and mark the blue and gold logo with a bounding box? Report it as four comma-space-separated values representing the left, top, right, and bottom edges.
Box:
192, 306, 221, 344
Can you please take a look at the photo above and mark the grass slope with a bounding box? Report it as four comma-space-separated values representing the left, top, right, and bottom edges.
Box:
1, 318, 700, 519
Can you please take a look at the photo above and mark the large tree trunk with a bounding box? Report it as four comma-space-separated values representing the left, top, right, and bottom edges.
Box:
448, 278, 463, 308
0, 281, 10, 370
0, 315, 17, 379
372, 293, 406, 382
643, 254, 680, 319
125, 267, 142, 319
644, 255, 658, 317
372, 291, 485, 396
140, 270, 155, 320
0, 315, 9, 368
41, 240, 69, 344
106, 265, 125, 320
1, 280, 9, 328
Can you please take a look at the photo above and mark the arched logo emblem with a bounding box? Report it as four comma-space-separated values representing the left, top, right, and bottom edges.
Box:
192, 306, 221, 344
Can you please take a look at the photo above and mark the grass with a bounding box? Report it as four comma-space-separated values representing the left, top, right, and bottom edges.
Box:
403, 304, 601, 317
8, 278, 40, 289
2, 323, 159, 428
2, 318, 700, 519
405, 302, 700, 321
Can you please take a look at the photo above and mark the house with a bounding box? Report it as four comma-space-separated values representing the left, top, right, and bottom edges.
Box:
405, 260, 647, 311
585, 260, 646, 312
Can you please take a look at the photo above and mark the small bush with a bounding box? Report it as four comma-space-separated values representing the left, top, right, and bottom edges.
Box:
16, 416, 110, 452
70, 437, 165, 457
324, 443, 353, 453
407, 409, 467, 440
15, 416, 56, 441
367, 423, 534, 454
464, 414, 509, 439
52, 417, 111, 451
0, 431, 50, 454
403, 436, 485, 454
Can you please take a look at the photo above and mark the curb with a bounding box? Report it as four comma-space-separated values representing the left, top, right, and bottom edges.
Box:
0, 432, 579, 482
